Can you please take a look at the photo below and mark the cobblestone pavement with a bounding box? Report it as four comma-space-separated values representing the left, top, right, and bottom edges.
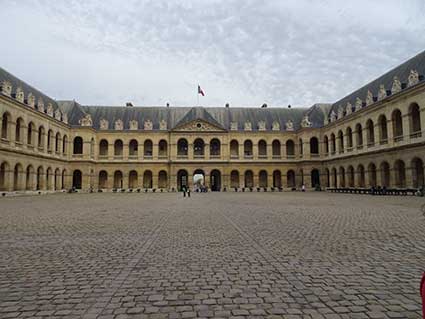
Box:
0, 192, 424, 319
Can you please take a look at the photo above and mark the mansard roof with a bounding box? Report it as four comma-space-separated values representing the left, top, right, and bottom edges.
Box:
330, 50, 425, 117
0, 67, 59, 111
57, 103, 327, 131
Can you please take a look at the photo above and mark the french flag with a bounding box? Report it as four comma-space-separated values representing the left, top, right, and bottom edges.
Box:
198, 85, 205, 96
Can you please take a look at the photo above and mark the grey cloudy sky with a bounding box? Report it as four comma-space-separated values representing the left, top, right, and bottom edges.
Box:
1, 0, 425, 107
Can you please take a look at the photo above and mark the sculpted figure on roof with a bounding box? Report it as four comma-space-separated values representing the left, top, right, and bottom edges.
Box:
378, 84, 387, 101
272, 121, 280, 131
244, 121, 252, 131
301, 114, 312, 128
330, 110, 337, 122
62, 113, 68, 124
365, 90, 374, 106
15, 87, 24, 103
230, 121, 238, 130
258, 120, 266, 131
27, 93, 35, 108
337, 106, 344, 119
391, 76, 402, 94
46, 103, 54, 117
159, 119, 167, 130
144, 119, 153, 130
355, 97, 362, 111
99, 118, 109, 130
1, 80, 12, 97
408, 69, 419, 87
54, 109, 62, 121
79, 114, 92, 127
345, 102, 352, 115
115, 119, 123, 130
37, 97, 45, 112
129, 120, 138, 130
286, 119, 294, 130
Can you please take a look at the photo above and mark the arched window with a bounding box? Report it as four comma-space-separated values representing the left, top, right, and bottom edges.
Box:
273, 170, 282, 188
27, 122, 35, 145
114, 139, 123, 156
129, 170, 138, 188
244, 170, 254, 188
55, 132, 61, 152
158, 140, 168, 158
244, 140, 253, 157
380, 162, 390, 187
143, 170, 153, 188
38, 126, 45, 149
286, 140, 295, 157
47, 129, 53, 151
144, 140, 153, 157
72, 170, 82, 189
366, 119, 375, 146
210, 139, 221, 157
113, 171, 123, 188
368, 163, 377, 187
258, 140, 267, 158
347, 166, 355, 187
331, 168, 337, 187
158, 170, 168, 188
357, 165, 365, 188
355, 123, 363, 147
1, 112, 10, 140
287, 170, 296, 188
409, 103, 421, 137
73, 136, 83, 154
394, 160, 406, 188
259, 170, 268, 187
15, 117, 24, 143
62, 135, 68, 154
230, 140, 239, 158
411, 157, 424, 188
129, 139, 138, 157
230, 170, 239, 188
13, 163, 23, 191
194, 138, 205, 157
26, 165, 34, 190
311, 169, 320, 188
0, 162, 9, 191
346, 127, 353, 149
391, 109, 403, 141
309, 137, 319, 155
99, 171, 108, 189
337, 130, 344, 153
339, 167, 346, 187
378, 115, 388, 144
99, 139, 108, 156
177, 139, 188, 156
272, 140, 281, 157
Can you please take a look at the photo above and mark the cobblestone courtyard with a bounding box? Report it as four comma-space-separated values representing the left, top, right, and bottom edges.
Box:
0, 192, 424, 319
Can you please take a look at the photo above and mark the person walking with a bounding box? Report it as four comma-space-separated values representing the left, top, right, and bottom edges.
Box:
182, 185, 186, 197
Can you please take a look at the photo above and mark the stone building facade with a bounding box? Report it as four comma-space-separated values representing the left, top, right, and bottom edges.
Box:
1, 51, 425, 192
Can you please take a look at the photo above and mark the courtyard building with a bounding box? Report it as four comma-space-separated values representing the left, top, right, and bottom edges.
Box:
1, 50, 425, 192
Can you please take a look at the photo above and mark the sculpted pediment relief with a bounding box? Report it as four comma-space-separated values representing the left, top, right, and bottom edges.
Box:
173, 119, 225, 132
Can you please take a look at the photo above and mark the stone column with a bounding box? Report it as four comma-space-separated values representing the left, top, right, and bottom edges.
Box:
402, 114, 410, 143
239, 143, 244, 159
205, 143, 210, 160
267, 173, 273, 188
405, 165, 414, 188
123, 141, 129, 161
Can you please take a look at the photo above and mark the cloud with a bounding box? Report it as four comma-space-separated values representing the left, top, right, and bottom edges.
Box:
1, 0, 424, 107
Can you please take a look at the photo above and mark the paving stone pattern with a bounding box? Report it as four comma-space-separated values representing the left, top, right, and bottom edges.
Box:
0, 192, 424, 319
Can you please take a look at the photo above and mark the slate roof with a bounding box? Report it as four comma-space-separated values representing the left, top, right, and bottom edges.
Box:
330, 50, 425, 116
57, 103, 327, 131
0, 67, 60, 112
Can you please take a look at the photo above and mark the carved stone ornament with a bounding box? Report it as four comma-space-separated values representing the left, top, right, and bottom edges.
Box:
114, 119, 123, 130
272, 121, 280, 131
15, 87, 24, 103
365, 90, 374, 106
1, 80, 12, 97
378, 84, 387, 101
159, 119, 167, 130
62, 113, 68, 124
144, 119, 153, 130
129, 119, 138, 130
230, 121, 238, 130
355, 97, 362, 111
54, 109, 62, 121
408, 69, 419, 87
345, 102, 352, 115
330, 110, 337, 122
79, 114, 92, 127
27, 93, 35, 108
46, 103, 54, 116
391, 76, 402, 94
99, 118, 109, 130
37, 98, 45, 112
300, 115, 312, 128
337, 106, 344, 119
244, 121, 252, 131
286, 119, 294, 131
258, 120, 266, 131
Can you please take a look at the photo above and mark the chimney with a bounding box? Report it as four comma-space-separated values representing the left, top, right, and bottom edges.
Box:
261, 103, 267, 108
288, 104, 291, 109
126, 102, 133, 107
166, 103, 170, 107
225, 103, 229, 108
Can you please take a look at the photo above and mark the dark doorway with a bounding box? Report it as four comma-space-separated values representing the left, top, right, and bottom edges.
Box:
210, 170, 221, 191
72, 170, 82, 189
177, 169, 188, 191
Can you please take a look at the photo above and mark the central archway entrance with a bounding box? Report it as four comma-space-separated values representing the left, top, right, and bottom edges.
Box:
193, 169, 205, 191
210, 169, 221, 191
177, 169, 188, 191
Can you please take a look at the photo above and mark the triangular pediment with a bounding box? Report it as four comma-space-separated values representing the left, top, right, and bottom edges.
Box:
173, 118, 226, 132
172, 107, 226, 131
